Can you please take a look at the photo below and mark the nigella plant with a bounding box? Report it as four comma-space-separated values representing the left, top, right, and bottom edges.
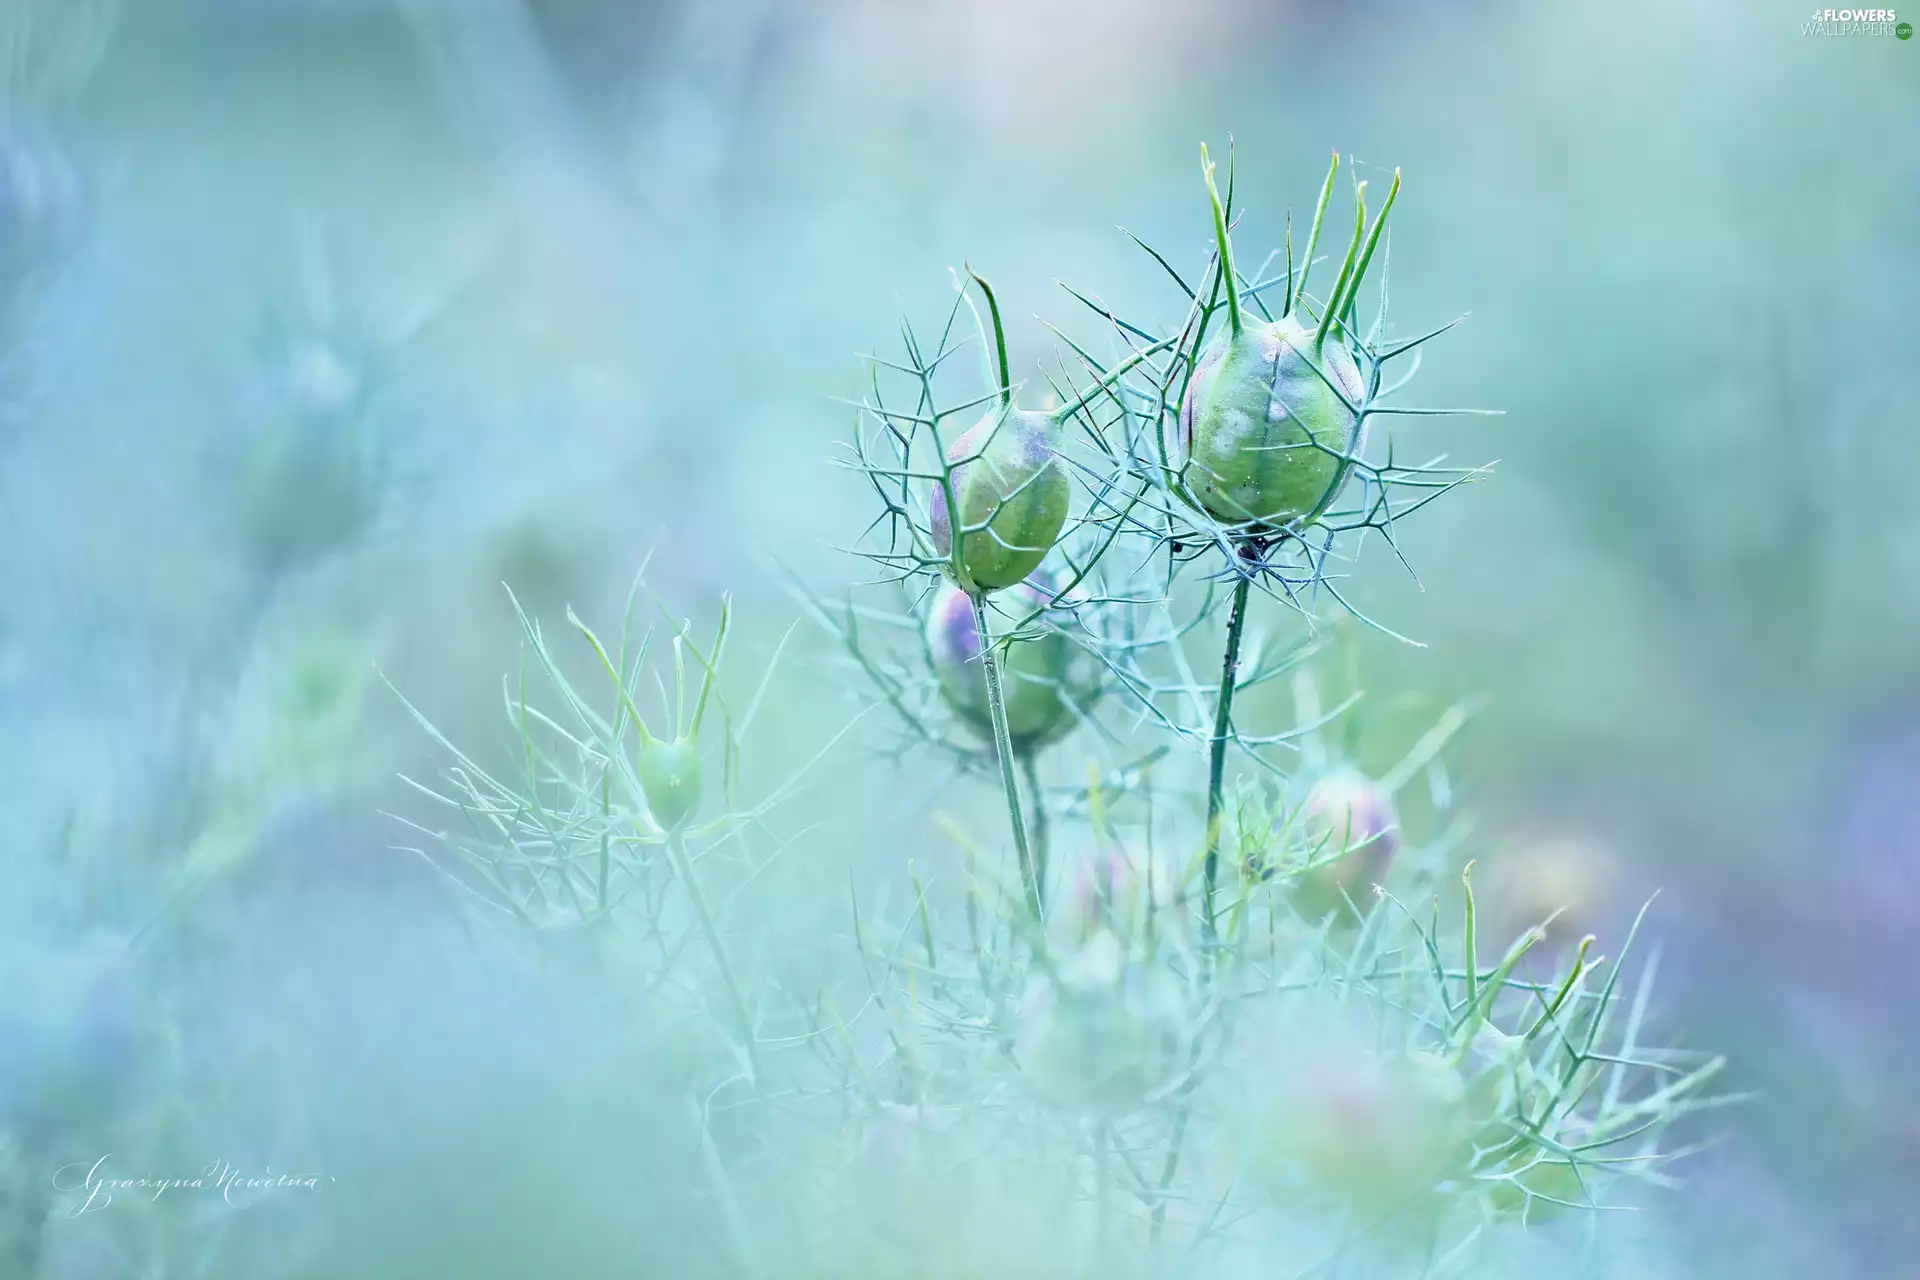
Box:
841, 263, 1173, 916
398, 141, 1729, 1279
799, 142, 1728, 1277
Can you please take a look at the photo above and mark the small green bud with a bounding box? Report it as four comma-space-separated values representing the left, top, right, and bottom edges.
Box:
928, 406, 1069, 592
637, 734, 702, 830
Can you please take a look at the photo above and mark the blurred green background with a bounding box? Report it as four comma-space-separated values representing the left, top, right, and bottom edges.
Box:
2, 0, 1916, 1275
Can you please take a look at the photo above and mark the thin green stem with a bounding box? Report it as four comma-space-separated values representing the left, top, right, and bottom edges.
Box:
1149, 1090, 1193, 1244
1158, 574, 1254, 1239
1094, 1120, 1113, 1269
665, 828, 764, 1089
972, 592, 1041, 919
1022, 749, 1049, 907
1202, 573, 1253, 941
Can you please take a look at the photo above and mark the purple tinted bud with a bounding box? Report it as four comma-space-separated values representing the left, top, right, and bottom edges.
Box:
928, 407, 1068, 592
925, 576, 1099, 750
1290, 769, 1400, 920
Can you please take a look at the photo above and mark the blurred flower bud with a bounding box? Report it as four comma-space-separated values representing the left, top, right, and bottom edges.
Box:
928, 406, 1068, 593
1054, 843, 1185, 953
1014, 930, 1191, 1117
925, 576, 1100, 751
1253, 1032, 1472, 1214
1285, 768, 1400, 919
1479, 830, 1620, 944
234, 330, 386, 579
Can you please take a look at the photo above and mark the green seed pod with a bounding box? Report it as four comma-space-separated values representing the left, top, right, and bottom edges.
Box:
924, 576, 1099, 750
928, 404, 1069, 593
1176, 147, 1396, 532
1179, 312, 1365, 528
926, 268, 1071, 594
924, 267, 1172, 592
637, 734, 701, 830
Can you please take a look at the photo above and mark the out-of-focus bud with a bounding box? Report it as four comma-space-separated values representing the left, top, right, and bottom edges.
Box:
1054, 843, 1186, 952
1286, 769, 1400, 920
234, 329, 386, 579
1252, 1030, 1472, 1214
1014, 930, 1191, 1117
1478, 830, 1620, 944
924, 576, 1101, 751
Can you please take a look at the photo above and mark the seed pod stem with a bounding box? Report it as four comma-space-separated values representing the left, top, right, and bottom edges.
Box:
965, 264, 1014, 411
1202, 573, 1254, 941
1291, 150, 1341, 318
971, 591, 1043, 919
1023, 749, 1050, 904
665, 826, 765, 1089
1199, 142, 1242, 336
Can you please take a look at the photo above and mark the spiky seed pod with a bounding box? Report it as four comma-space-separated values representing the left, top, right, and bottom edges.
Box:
924, 267, 1174, 592
1179, 313, 1365, 528
924, 268, 1073, 594
1175, 147, 1396, 532
1291, 768, 1400, 919
928, 404, 1069, 593
637, 735, 701, 831
924, 576, 1099, 750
